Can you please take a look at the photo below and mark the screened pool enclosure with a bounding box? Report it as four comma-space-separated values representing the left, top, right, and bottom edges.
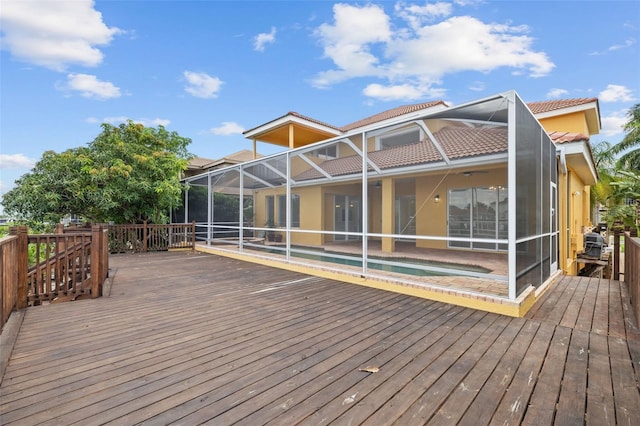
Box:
178, 91, 559, 301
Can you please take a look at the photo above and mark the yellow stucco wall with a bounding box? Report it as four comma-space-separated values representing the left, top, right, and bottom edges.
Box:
539, 112, 590, 136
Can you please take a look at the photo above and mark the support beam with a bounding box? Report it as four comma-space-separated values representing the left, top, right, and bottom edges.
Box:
289, 124, 295, 150
381, 178, 395, 253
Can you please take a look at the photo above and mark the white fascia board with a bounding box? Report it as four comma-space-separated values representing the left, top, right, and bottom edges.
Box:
243, 114, 341, 139
562, 141, 598, 184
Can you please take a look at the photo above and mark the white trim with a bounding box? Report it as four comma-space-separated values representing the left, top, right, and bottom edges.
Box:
243, 114, 341, 139
533, 100, 599, 120
507, 91, 517, 300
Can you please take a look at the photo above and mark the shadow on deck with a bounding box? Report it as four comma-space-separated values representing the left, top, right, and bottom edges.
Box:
0, 251, 638, 425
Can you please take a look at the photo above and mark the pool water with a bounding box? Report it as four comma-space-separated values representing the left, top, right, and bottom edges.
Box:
256, 246, 491, 277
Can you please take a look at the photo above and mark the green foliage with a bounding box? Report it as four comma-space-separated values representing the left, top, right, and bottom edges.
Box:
611, 103, 640, 170
2, 121, 193, 224
592, 104, 640, 231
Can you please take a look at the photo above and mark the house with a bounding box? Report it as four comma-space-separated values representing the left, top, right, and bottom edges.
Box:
182, 90, 600, 316
184, 150, 260, 178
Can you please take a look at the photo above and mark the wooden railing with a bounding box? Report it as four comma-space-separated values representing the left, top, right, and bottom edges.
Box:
106, 221, 195, 253
1, 225, 109, 330
624, 230, 640, 328
1, 232, 26, 329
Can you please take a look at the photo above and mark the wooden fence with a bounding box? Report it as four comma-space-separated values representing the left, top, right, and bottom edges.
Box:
105, 221, 196, 253
624, 230, 640, 328
1, 225, 109, 330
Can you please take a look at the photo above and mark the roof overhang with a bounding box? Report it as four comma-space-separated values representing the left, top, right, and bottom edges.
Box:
535, 99, 601, 135
243, 114, 342, 148
562, 140, 598, 185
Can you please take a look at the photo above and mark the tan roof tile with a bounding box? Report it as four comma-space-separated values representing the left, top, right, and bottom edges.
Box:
293, 126, 507, 181
340, 101, 448, 131
527, 98, 598, 114
547, 131, 589, 144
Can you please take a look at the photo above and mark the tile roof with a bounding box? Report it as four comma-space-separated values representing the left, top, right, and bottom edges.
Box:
293, 126, 507, 181
527, 98, 598, 115
340, 101, 448, 131
547, 131, 590, 144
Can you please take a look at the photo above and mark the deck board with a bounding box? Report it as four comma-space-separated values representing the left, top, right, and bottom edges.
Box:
1, 251, 639, 425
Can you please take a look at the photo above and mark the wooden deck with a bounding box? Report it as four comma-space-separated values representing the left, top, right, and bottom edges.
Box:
1, 251, 639, 425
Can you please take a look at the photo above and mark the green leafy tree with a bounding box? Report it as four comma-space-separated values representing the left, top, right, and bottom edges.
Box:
611, 103, 640, 170
2, 121, 192, 224
591, 141, 619, 210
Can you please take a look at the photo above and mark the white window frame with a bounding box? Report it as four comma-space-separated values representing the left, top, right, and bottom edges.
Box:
376, 127, 423, 150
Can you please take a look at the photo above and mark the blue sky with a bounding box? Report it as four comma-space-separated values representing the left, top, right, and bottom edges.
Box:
1, 0, 639, 208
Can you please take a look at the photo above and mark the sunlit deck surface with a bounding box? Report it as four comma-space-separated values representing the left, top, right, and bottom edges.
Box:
1, 251, 639, 425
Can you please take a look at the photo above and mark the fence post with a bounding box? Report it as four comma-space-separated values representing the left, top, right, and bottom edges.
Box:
191, 221, 196, 252
614, 228, 621, 281
90, 225, 104, 298
143, 220, 148, 252
10, 226, 28, 309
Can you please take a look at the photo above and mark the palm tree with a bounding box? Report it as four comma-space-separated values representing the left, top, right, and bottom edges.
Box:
611, 103, 640, 170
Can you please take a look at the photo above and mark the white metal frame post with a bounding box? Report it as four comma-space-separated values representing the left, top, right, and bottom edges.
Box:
361, 131, 369, 276
507, 91, 517, 300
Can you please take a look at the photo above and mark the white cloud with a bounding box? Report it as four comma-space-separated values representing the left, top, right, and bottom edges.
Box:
86, 116, 170, 127
547, 88, 569, 99
57, 73, 121, 100
468, 81, 485, 92
254, 27, 277, 52
395, 1, 452, 30
600, 110, 628, 136
313, 3, 392, 87
0, 153, 37, 170
599, 84, 635, 102
362, 83, 445, 101
590, 38, 636, 55
209, 122, 244, 135
183, 71, 223, 99
312, 4, 554, 101
0, 0, 121, 71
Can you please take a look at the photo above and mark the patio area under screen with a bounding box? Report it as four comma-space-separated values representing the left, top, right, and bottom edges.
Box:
177, 91, 561, 313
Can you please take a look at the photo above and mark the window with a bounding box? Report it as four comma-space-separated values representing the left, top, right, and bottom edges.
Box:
448, 186, 508, 251
265, 196, 274, 226
379, 129, 421, 149
312, 145, 338, 159
277, 194, 300, 227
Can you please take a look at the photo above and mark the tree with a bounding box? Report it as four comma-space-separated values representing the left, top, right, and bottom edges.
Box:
2, 121, 192, 224
611, 103, 640, 170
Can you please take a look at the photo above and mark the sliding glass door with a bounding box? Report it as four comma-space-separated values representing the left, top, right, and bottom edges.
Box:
448, 187, 507, 251
334, 195, 361, 241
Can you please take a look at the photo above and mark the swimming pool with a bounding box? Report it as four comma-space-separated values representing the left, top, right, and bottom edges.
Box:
251, 246, 492, 277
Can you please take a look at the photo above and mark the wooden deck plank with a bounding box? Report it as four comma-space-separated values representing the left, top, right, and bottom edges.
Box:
520, 325, 571, 426
586, 333, 616, 425
592, 276, 611, 335
262, 304, 467, 425
574, 276, 599, 332
130, 295, 431, 426
488, 321, 556, 425
456, 320, 541, 426
559, 276, 589, 329
538, 275, 580, 325
554, 329, 589, 425
392, 315, 512, 424
236, 302, 455, 425
426, 317, 525, 425
608, 279, 627, 339
0, 251, 639, 425
608, 334, 640, 425
2, 281, 388, 421
344, 312, 495, 425
525, 275, 571, 319
31, 289, 411, 424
